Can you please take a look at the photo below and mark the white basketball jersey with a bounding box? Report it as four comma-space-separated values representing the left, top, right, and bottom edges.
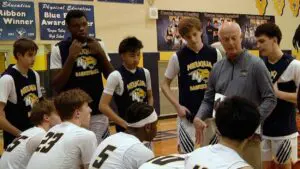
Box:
89, 132, 154, 169
185, 144, 250, 169
0, 127, 45, 169
139, 154, 187, 169
26, 122, 97, 169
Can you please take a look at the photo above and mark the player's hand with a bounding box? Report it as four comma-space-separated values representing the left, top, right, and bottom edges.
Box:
69, 39, 83, 60
194, 117, 207, 145
120, 120, 128, 130
273, 82, 281, 98
87, 37, 105, 55
176, 105, 190, 118
250, 133, 261, 142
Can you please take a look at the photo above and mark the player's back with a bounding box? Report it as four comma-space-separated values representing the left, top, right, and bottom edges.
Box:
139, 154, 186, 169
89, 132, 154, 169
185, 144, 250, 169
0, 127, 45, 169
26, 122, 97, 169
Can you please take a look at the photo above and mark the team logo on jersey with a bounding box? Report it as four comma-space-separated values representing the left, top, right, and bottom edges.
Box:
127, 80, 146, 90
289, 0, 300, 16
188, 69, 210, 83
256, 0, 268, 15
76, 56, 97, 70
24, 93, 39, 108
20, 84, 37, 97
270, 70, 277, 80
273, 0, 285, 16
129, 88, 146, 102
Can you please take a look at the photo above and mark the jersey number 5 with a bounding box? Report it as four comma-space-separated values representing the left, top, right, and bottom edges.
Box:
6, 135, 28, 152
36, 132, 63, 153
92, 145, 117, 168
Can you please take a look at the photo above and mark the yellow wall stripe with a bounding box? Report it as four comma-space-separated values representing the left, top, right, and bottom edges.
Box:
138, 53, 144, 67
1, 45, 47, 71
292, 50, 300, 60
9, 54, 47, 71
160, 52, 174, 61
248, 50, 259, 57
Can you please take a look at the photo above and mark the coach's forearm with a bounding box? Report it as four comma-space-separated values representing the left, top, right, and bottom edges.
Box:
258, 96, 277, 122
196, 101, 213, 120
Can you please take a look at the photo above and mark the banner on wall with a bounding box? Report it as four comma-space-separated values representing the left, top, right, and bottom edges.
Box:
98, 0, 144, 4
201, 13, 241, 46
0, 1, 36, 40
157, 10, 275, 51
239, 15, 275, 49
39, 3, 95, 40
156, 10, 200, 51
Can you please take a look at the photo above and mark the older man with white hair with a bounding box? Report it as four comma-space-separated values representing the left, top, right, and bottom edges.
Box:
193, 22, 277, 169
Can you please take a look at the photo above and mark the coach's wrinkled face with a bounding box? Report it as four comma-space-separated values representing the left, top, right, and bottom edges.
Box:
219, 23, 243, 59
78, 102, 92, 129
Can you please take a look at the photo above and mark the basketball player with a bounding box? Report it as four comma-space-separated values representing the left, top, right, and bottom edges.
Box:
99, 36, 153, 132
293, 24, 300, 51
50, 10, 114, 143
186, 96, 260, 169
0, 99, 61, 169
0, 38, 42, 148
161, 17, 222, 153
26, 89, 97, 169
293, 24, 300, 111
255, 23, 300, 169
89, 102, 157, 169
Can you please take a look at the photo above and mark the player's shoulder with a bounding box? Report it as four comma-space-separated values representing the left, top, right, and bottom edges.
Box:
108, 70, 122, 79
21, 127, 45, 137
126, 142, 154, 160
30, 69, 40, 79
55, 39, 71, 47
113, 132, 141, 144
75, 128, 96, 142
0, 74, 13, 82
142, 67, 150, 72
289, 58, 300, 68
189, 146, 210, 157
141, 68, 151, 77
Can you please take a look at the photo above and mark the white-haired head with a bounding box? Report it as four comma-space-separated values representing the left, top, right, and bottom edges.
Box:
218, 22, 243, 59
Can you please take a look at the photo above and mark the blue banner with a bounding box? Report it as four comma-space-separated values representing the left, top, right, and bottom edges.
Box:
0, 1, 36, 40
98, 0, 144, 4
39, 3, 95, 40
